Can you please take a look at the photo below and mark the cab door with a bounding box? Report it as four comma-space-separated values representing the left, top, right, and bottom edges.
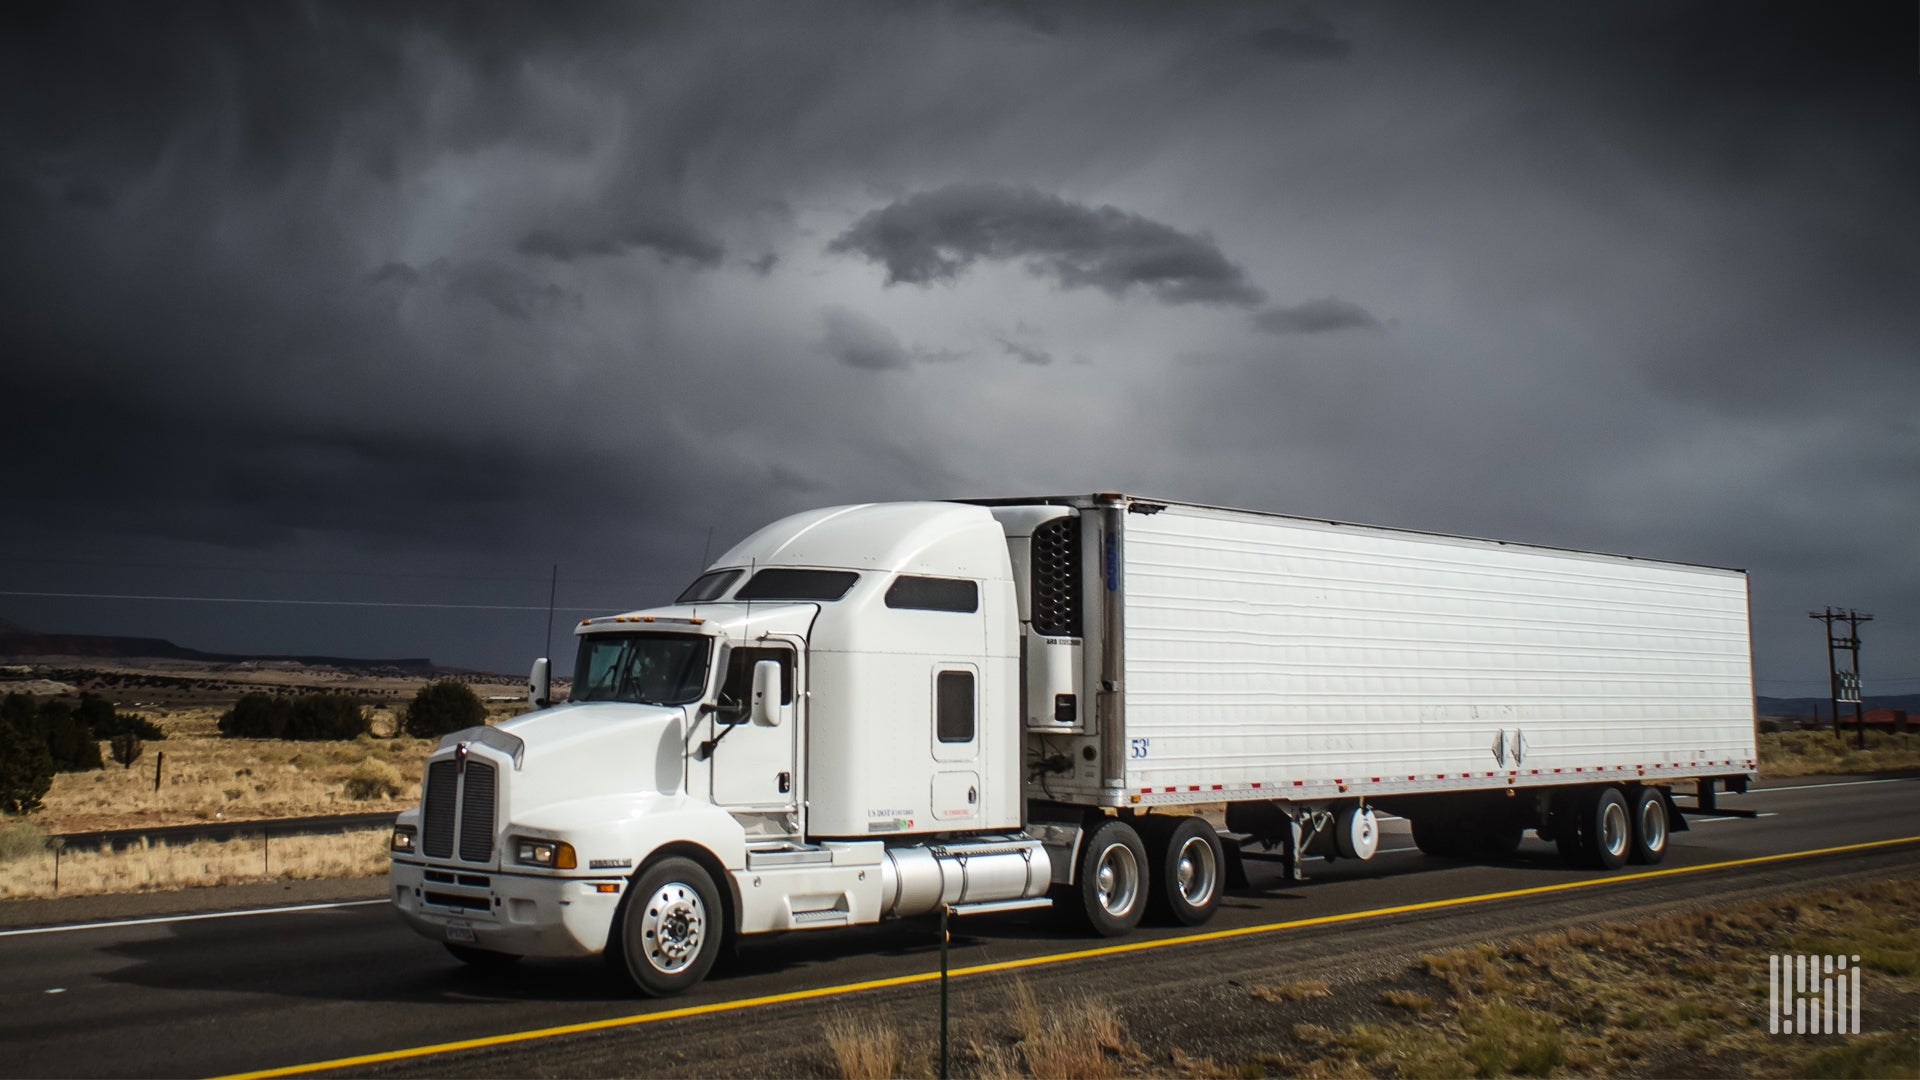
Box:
709, 639, 799, 812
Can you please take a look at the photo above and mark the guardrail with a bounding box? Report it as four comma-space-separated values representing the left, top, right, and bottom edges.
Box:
51, 812, 396, 852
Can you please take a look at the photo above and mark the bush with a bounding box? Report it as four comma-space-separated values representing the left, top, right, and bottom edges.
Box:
344, 757, 404, 801
75, 693, 164, 740
403, 681, 486, 739
0, 818, 49, 862
0, 698, 54, 815
109, 731, 144, 769
219, 693, 370, 741
37, 702, 103, 773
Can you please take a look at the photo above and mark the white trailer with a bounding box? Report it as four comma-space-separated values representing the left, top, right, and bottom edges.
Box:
389, 495, 1756, 993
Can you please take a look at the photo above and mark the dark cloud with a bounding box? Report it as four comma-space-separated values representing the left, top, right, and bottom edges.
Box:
371, 258, 579, 322
1245, 11, 1353, 61
1254, 297, 1382, 335
828, 182, 1266, 306
516, 220, 725, 268
820, 307, 910, 371
997, 337, 1053, 366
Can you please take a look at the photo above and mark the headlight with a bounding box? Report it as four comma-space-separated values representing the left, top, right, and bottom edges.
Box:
514, 837, 577, 870
390, 825, 416, 854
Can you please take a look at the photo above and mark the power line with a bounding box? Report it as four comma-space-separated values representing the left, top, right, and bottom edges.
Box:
0, 590, 620, 613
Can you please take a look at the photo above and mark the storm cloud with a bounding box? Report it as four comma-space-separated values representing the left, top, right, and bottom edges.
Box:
1255, 298, 1383, 335
828, 183, 1267, 306
0, 2, 1914, 692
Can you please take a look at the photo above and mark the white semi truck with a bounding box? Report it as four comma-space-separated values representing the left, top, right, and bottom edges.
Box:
389, 495, 1756, 995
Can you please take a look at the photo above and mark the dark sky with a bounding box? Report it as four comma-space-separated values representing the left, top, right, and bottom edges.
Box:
2, 2, 1915, 695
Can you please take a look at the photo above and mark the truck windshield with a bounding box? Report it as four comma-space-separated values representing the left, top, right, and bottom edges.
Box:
572, 633, 712, 706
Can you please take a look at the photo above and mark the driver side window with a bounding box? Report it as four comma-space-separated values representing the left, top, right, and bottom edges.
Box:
716, 647, 795, 722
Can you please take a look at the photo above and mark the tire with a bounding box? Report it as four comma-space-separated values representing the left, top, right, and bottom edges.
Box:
612, 856, 724, 997
1468, 816, 1525, 858
1144, 816, 1226, 926
1629, 787, 1669, 865
444, 943, 520, 969
1411, 815, 1463, 857
1075, 818, 1149, 936
1576, 787, 1632, 870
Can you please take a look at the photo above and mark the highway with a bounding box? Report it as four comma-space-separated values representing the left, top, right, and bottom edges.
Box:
2, 774, 1917, 1079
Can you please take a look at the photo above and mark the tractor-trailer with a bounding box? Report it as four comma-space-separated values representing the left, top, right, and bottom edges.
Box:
388, 494, 1756, 994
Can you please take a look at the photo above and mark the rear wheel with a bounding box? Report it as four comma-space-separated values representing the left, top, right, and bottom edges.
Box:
1144, 816, 1225, 926
1074, 818, 1148, 936
1629, 787, 1669, 865
1575, 787, 1631, 870
1411, 815, 1464, 857
613, 856, 724, 997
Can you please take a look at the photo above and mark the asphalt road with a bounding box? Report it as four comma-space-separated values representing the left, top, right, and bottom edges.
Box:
3, 774, 1917, 1079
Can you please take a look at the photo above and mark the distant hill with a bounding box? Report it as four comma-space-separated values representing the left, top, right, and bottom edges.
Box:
0, 617, 440, 673
1758, 694, 1920, 719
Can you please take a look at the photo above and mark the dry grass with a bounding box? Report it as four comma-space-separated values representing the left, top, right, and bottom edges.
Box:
29, 706, 435, 835
1257, 877, 1920, 1078
823, 1009, 921, 1080
1760, 729, 1920, 777
0, 826, 389, 900
819, 979, 1143, 1080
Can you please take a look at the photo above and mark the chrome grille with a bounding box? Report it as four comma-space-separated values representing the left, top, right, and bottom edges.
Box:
1031, 516, 1082, 638
459, 760, 497, 862
422, 759, 457, 859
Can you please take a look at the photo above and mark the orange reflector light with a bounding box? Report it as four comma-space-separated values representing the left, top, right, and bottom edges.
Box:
595, 883, 619, 894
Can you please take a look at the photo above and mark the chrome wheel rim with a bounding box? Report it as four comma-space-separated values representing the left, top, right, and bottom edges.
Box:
1094, 842, 1139, 916
1638, 797, 1667, 853
1174, 834, 1218, 908
1601, 801, 1630, 859
638, 881, 707, 974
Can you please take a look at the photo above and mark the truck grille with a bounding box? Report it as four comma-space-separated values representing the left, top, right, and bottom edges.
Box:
459, 761, 497, 862
420, 756, 497, 863
422, 760, 457, 858
1031, 516, 1082, 637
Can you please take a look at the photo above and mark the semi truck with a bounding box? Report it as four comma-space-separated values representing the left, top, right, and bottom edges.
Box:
388, 494, 1756, 995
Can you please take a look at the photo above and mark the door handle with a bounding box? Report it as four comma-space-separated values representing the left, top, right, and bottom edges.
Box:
967, 785, 976, 804
778, 771, 792, 794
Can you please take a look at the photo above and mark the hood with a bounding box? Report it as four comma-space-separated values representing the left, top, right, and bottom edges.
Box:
490, 701, 690, 808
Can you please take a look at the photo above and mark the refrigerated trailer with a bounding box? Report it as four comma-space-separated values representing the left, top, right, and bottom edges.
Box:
388, 494, 1756, 994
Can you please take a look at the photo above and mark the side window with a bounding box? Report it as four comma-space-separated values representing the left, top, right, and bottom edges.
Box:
936, 670, 975, 744
718, 647, 795, 720
885, 575, 979, 613
677, 568, 742, 604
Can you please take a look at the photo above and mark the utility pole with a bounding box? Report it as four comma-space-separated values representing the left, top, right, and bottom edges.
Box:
1809, 608, 1872, 748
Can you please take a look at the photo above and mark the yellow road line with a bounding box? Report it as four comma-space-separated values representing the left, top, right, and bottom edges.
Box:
212, 834, 1920, 1080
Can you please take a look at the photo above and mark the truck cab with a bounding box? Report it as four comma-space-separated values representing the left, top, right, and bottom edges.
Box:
389, 502, 1055, 994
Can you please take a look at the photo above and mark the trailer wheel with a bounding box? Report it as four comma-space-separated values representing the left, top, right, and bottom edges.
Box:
1575, 787, 1632, 870
1411, 815, 1463, 857
1629, 787, 1669, 865
612, 856, 724, 996
444, 943, 520, 969
1144, 816, 1225, 926
1075, 818, 1148, 936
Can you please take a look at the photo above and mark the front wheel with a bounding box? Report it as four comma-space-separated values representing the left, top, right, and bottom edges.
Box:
613, 856, 724, 997
1073, 818, 1149, 936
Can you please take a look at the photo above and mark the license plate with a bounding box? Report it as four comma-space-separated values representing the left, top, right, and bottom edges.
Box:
444, 919, 475, 943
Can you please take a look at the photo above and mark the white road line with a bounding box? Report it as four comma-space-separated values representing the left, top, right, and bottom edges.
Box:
1754, 776, 1920, 794
0, 899, 388, 938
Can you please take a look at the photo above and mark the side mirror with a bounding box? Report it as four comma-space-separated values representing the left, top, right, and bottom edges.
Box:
528, 658, 551, 709
750, 660, 781, 727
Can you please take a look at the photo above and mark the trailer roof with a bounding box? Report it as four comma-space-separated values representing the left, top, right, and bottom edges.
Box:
959, 493, 1747, 577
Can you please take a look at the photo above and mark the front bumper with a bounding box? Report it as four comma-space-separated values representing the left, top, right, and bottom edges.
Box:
390, 859, 626, 959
